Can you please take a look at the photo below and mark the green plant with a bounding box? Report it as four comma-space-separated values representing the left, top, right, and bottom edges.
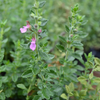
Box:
0, 1, 100, 100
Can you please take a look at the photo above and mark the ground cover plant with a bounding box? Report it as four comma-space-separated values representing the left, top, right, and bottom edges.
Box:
0, 0, 100, 100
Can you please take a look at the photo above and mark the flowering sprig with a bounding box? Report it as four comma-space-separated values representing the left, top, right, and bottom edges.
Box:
20, 21, 31, 33
30, 37, 36, 51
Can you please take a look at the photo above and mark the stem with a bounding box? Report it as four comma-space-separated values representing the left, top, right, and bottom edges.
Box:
35, 0, 39, 55
0, 28, 3, 52
26, 75, 36, 100
67, 94, 69, 100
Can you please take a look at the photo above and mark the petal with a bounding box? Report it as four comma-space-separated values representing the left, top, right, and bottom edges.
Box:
30, 43, 36, 51
20, 28, 27, 33
32, 38, 36, 43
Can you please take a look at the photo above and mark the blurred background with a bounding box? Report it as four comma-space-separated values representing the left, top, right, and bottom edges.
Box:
0, 0, 100, 60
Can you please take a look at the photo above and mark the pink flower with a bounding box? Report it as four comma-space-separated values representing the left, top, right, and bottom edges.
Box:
20, 26, 27, 33
30, 38, 36, 51
20, 21, 31, 33
38, 29, 42, 33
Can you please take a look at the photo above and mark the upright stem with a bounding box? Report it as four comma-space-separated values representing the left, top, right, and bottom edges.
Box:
35, 0, 39, 55
26, 75, 36, 100
0, 28, 3, 52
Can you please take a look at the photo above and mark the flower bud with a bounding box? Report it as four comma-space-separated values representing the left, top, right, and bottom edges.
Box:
30, 13, 35, 18
34, 24, 38, 29
38, 22, 41, 26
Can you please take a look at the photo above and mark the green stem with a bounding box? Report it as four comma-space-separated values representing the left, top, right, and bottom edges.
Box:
26, 75, 36, 100
35, 0, 39, 55
67, 94, 69, 100
0, 28, 3, 52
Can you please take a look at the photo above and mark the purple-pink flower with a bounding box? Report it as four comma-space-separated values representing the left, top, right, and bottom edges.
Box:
30, 38, 36, 51
38, 29, 42, 33
20, 21, 31, 33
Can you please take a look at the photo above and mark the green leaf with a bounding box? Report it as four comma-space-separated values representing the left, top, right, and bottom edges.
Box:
39, 1, 46, 8
74, 91, 79, 97
48, 54, 55, 60
79, 32, 88, 38
93, 78, 100, 83
72, 41, 83, 47
65, 85, 72, 95
94, 57, 100, 65
88, 61, 93, 67
54, 87, 62, 93
5, 89, 12, 98
71, 52, 82, 60
22, 69, 33, 78
32, 95, 40, 100
79, 90, 87, 96
2, 76, 8, 83
61, 93, 67, 100
77, 76, 87, 85
65, 25, 69, 32
0, 92, 5, 100
56, 45, 64, 51
89, 72, 93, 79
42, 88, 51, 99
39, 31, 47, 38
75, 65, 84, 71
17, 84, 27, 90
69, 17, 72, 23
4, 27, 10, 33
39, 50, 48, 60
0, 49, 4, 63
12, 74, 19, 82
69, 82, 74, 92
59, 36, 66, 43
75, 50, 83, 56
0, 81, 2, 87
94, 67, 100, 71
41, 19, 48, 26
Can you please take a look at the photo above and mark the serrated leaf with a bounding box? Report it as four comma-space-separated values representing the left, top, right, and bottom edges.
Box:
94, 67, 100, 71
12, 74, 19, 82
93, 78, 100, 83
79, 90, 87, 96
89, 72, 93, 79
39, 50, 48, 60
61, 93, 67, 99
75, 50, 83, 55
39, 1, 46, 8
17, 84, 27, 90
59, 36, 66, 43
0, 92, 5, 100
72, 41, 83, 47
94, 57, 100, 65
69, 82, 74, 92
48, 54, 55, 60
42, 88, 51, 99
5, 89, 12, 97
56, 45, 64, 51
41, 19, 48, 26
65, 25, 69, 32
4, 27, 10, 33
0, 49, 4, 63
71, 52, 82, 60
22, 69, 33, 78
65, 85, 70, 94
39, 31, 47, 38
77, 76, 87, 85
88, 61, 93, 67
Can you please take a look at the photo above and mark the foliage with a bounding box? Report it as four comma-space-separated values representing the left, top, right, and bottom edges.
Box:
0, 0, 100, 100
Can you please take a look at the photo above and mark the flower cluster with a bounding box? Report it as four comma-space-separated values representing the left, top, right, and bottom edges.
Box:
20, 21, 31, 33
20, 21, 42, 51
